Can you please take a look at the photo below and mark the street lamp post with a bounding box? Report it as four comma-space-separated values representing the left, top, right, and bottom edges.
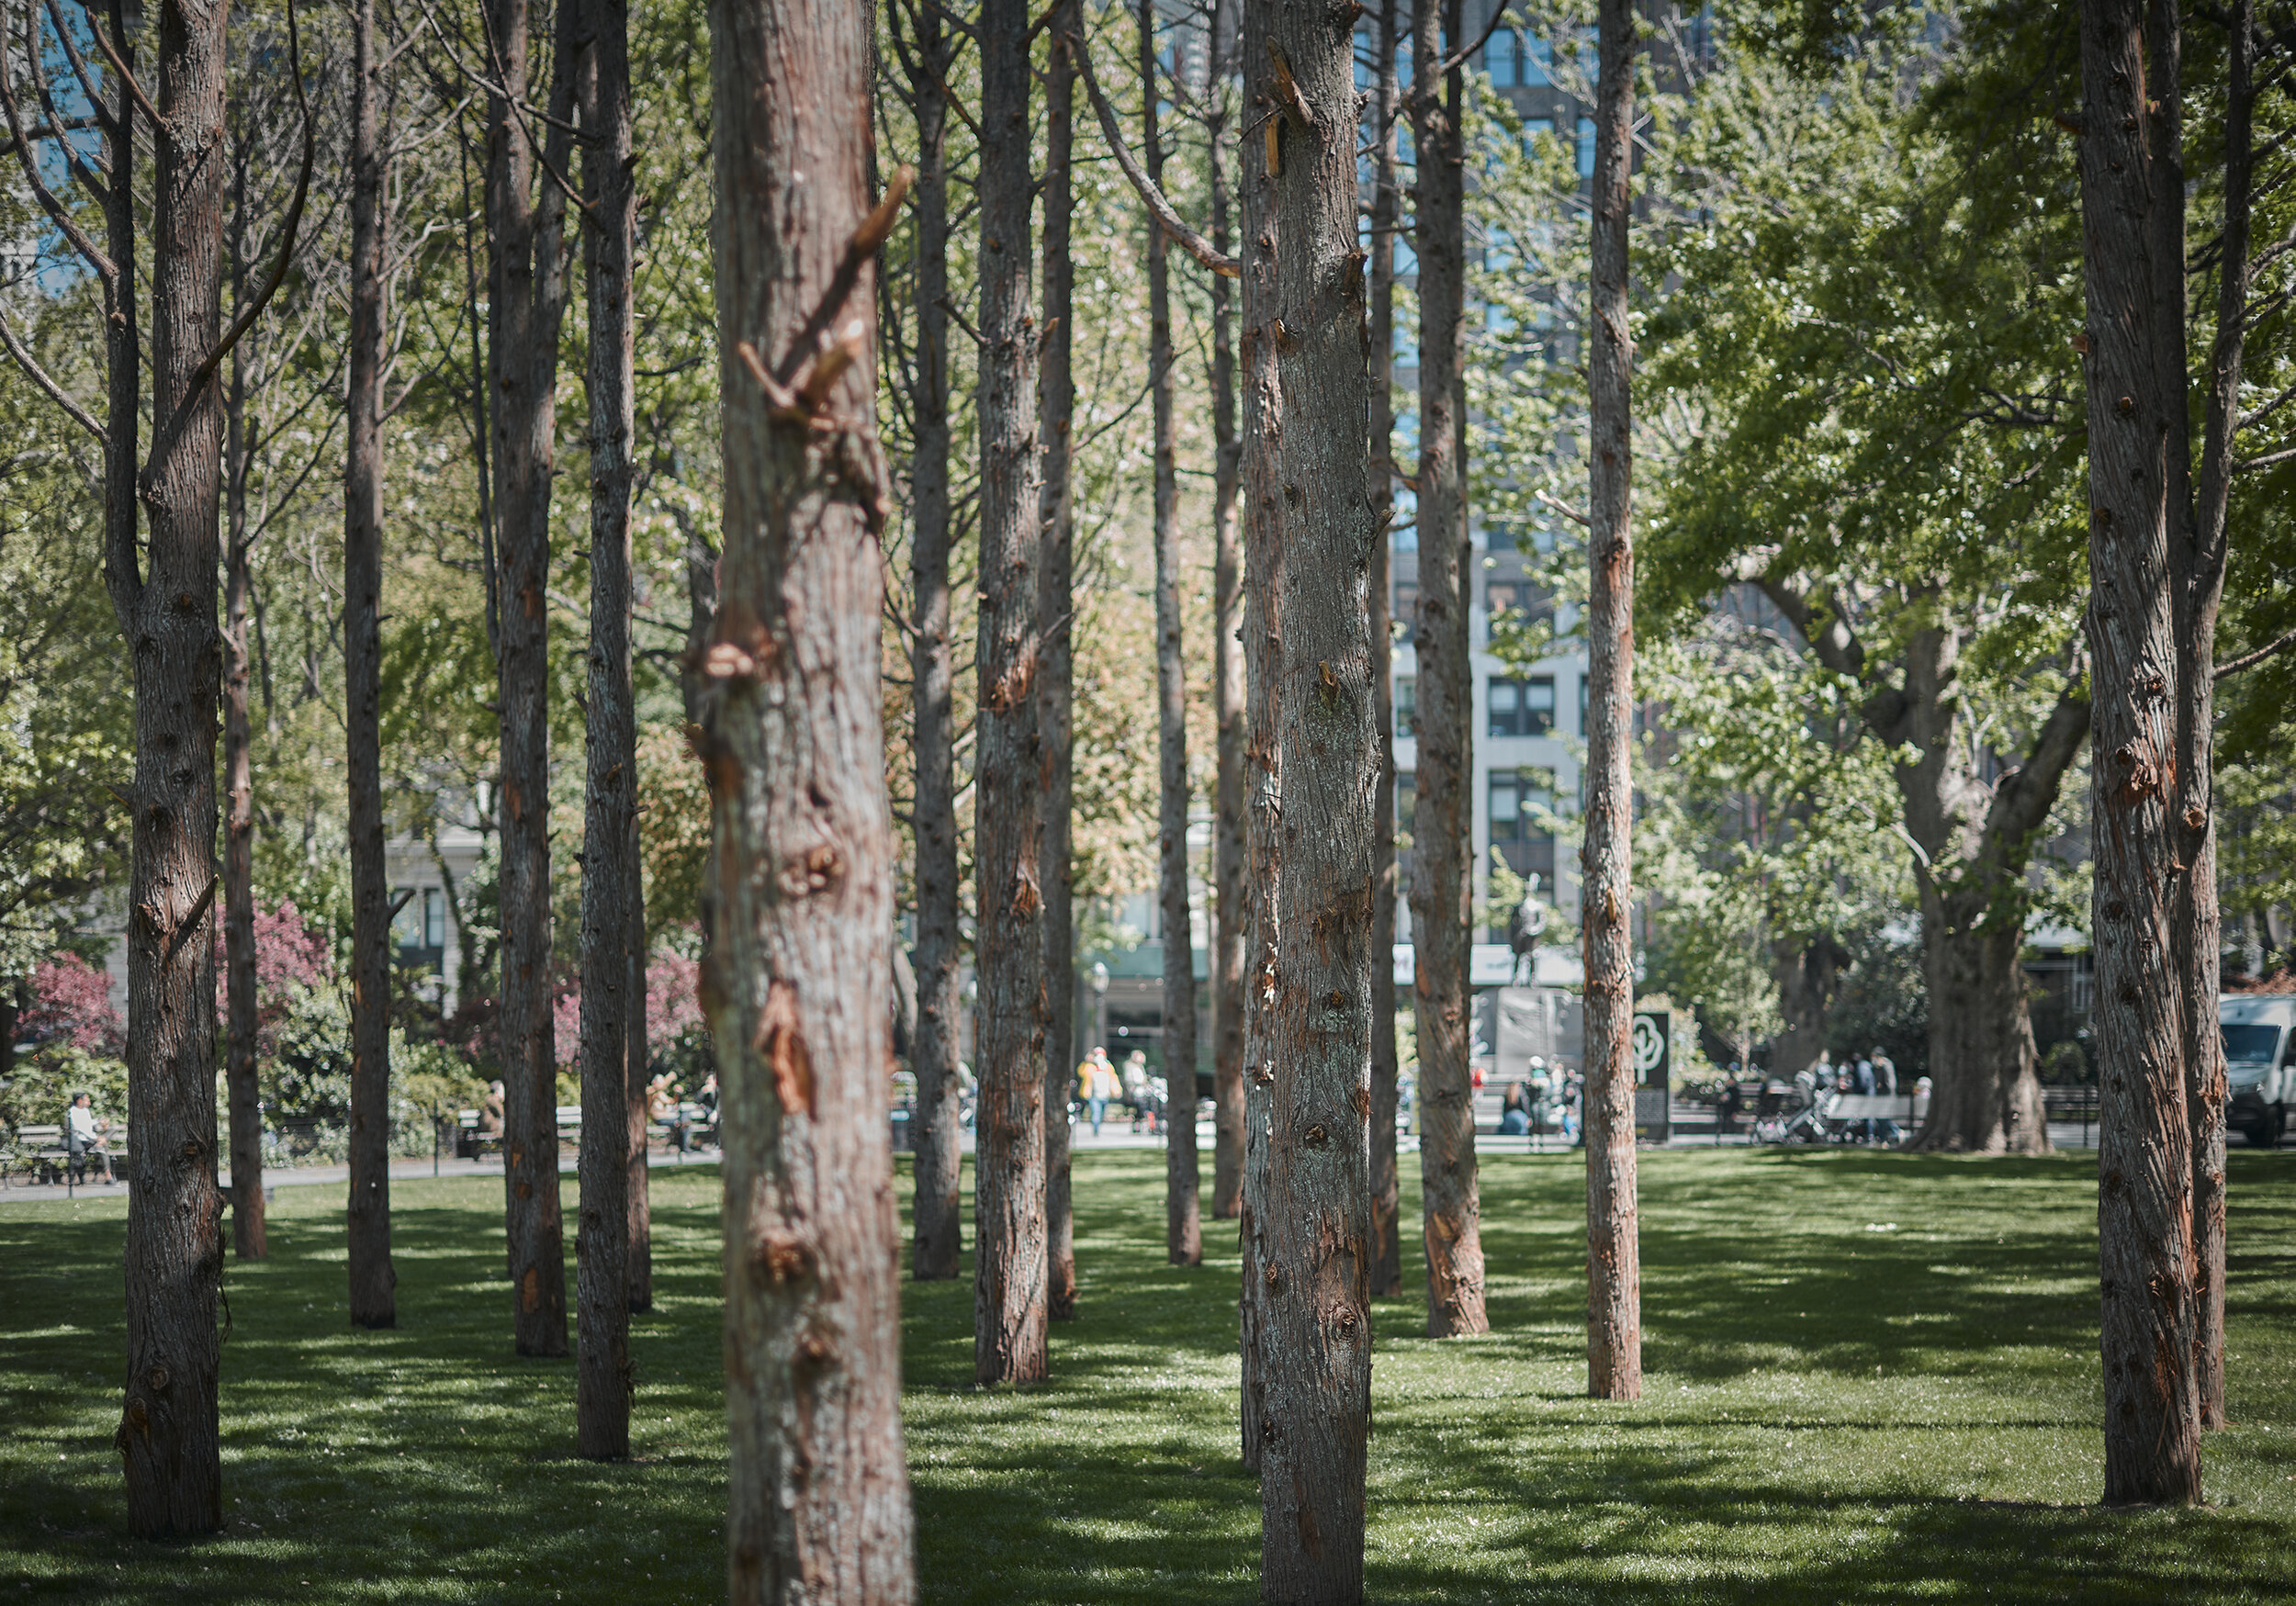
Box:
1089, 960, 1109, 1060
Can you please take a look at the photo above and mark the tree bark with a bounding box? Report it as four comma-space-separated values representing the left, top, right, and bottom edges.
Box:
1583, 0, 1641, 1403
1236, 83, 1281, 1475
974, 0, 1048, 1387
1365, 0, 1402, 1301
705, 0, 917, 1588
1770, 934, 1846, 1085
1245, 0, 1377, 1589
2175, 0, 2252, 1433
221, 152, 263, 1263
119, 0, 229, 1535
1208, 0, 1246, 1226
487, 0, 578, 1357
344, 0, 397, 1333
1041, 0, 1081, 1317
1142, 0, 1201, 1269
900, 0, 963, 1286
1409, 0, 1486, 1342
577, 0, 636, 1459
2077, 0, 2201, 1507
626, 835, 651, 1313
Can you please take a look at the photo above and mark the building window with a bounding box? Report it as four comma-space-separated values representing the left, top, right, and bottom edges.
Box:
1489, 676, 1556, 737
1490, 769, 1556, 883
1486, 579, 1555, 636
393, 887, 447, 975
1486, 28, 1516, 85
1394, 675, 1416, 737
1576, 116, 1597, 181
1396, 579, 1419, 625
1397, 771, 1416, 836
1523, 34, 1553, 86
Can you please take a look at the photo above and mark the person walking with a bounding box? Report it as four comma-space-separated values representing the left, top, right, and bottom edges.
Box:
1083, 1049, 1120, 1137
1871, 1045, 1901, 1144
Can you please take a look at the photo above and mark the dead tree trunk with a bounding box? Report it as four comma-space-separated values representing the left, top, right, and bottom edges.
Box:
1409, 0, 1486, 1341
1041, 0, 1081, 1317
1246, 0, 1377, 1588
487, 0, 578, 1357
974, 0, 1049, 1387
577, 0, 637, 1460
344, 0, 397, 1332
2077, 0, 2201, 1507
895, 0, 963, 1285
1142, 0, 1200, 1269
1583, 0, 1641, 1403
705, 0, 918, 1588
1365, 0, 1402, 1301
1207, 0, 1246, 1226
221, 151, 263, 1263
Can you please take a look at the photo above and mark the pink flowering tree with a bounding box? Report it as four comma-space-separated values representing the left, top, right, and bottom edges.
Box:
546, 947, 706, 1073
20, 953, 122, 1052
214, 900, 335, 1054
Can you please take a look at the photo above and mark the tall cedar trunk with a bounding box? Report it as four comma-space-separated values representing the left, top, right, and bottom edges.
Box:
221, 174, 264, 1263
2176, 0, 2252, 1432
625, 825, 650, 1312
974, 0, 1048, 1387
1583, 0, 1641, 1403
1041, 0, 1080, 1317
1246, 0, 1377, 1588
1236, 2, 1285, 1468
488, 0, 577, 1357
116, 0, 228, 1534
1145, 0, 1200, 1268
344, 0, 397, 1331
669, 511, 724, 1300
1208, 0, 1247, 1224
1365, 0, 1401, 1299
705, 0, 917, 1589
905, 0, 963, 1285
2077, 0, 2201, 1506
1409, 0, 1486, 1340
577, 0, 637, 1459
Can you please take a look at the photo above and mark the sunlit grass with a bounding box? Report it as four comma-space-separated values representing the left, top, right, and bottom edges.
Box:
5, 1148, 2294, 1602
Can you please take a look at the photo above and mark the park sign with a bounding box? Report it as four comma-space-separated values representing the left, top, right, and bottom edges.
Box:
1633, 1008, 1671, 1142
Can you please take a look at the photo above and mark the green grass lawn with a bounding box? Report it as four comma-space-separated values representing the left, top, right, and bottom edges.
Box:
4, 1148, 2294, 1602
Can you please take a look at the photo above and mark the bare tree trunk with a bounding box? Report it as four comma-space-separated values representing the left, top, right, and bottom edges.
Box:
1409, 0, 1485, 1341
488, 0, 578, 1357
1366, 0, 1401, 1300
2176, 0, 2253, 1433
1207, 0, 1246, 1226
1142, 0, 1200, 1269
1583, 0, 1641, 1403
221, 166, 264, 1263
121, 0, 228, 1534
900, 0, 963, 1286
1245, 0, 1376, 1588
707, 0, 917, 1589
1041, 0, 1080, 1317
974, 0, 1048, 1387
1770, 934, 1846, 1088
626, 837, 650, 1311
2077, 0, 2200, 1507
577, 0, 636, 1459
1236, 0, 1284, 1466
1919, 889, 2050, 1149
344, 0, 397, 1332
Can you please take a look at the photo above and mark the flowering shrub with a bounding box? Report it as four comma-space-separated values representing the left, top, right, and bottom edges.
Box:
546, 949, 709, 1074
19, 953, 121, 1052
214, 900, 333, 1055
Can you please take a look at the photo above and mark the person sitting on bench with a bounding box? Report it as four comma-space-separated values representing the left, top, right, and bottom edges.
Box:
65, 1094, 112, 1184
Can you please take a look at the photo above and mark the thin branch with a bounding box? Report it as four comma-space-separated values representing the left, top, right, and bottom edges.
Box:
0, 302, 106, 446
72, 0, 157, 128
1435, 0, 1513, 79
2216, 624, 2296, 680
1072, 26, 1239, 277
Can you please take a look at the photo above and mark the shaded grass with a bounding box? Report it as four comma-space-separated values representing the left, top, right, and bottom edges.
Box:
4, 1149, 2295, 1601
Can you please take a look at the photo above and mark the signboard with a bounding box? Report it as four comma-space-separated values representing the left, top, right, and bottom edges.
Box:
1632, 1009, 1671, 1141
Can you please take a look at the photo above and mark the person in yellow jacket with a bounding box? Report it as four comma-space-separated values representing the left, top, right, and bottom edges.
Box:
1076, 1046, 1119, 1136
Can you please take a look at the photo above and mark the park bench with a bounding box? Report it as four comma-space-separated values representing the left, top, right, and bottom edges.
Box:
3, 1123, 124, 1185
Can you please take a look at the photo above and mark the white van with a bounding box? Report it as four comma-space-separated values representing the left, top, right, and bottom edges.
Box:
2222, 994, 2296, 1149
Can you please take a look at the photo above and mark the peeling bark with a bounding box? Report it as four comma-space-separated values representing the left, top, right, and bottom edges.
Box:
1409, 0, 1486, 1342
1584, 0, 1640, 1403
706, 0, 917, 1587
973, 0, 1048, 1387
1245, 0, 1377, 1588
